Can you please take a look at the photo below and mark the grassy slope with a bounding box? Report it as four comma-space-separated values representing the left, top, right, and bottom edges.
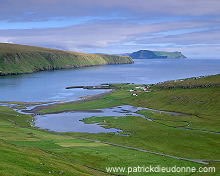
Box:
0, 106, 201, 176
0, 43, 133, 75
0, 106, 112, 176
153, 74, 220, 89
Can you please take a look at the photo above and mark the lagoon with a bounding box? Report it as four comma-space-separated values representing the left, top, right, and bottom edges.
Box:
33, 105, 142, 133
0, 58, 220, 102
33, 105, 188, 133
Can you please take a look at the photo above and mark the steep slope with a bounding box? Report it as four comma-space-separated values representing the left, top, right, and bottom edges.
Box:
0, 43, 133, 75
129, 50, 186, 59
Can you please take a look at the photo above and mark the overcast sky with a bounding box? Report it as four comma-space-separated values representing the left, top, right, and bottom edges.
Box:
0, 0, 220, 58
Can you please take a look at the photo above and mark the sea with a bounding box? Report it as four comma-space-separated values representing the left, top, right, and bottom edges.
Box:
0, 58, 220, 102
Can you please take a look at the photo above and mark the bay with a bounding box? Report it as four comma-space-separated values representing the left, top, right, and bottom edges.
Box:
0, 58, 220, 102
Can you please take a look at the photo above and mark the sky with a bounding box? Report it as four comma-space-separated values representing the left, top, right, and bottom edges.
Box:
0, 0, 220, 58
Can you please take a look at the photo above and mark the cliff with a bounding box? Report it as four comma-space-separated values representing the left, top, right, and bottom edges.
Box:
129, 50, 186, 59
0, 43, 133, 75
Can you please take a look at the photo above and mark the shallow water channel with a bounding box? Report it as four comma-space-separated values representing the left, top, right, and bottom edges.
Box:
33, 106, 144, 133
0, 101, 186, 134
33, 105, 185, 133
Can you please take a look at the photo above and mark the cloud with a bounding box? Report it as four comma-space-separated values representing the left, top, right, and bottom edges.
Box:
142, 29, 220, 45
1, 18, 219, 50
1, 0, 220, 22
0, 0, 220, 58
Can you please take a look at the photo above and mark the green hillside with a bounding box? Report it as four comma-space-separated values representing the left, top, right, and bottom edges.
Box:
0, 43, 133, 75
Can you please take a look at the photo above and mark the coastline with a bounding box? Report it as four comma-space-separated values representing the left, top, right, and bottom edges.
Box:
3, 73, 219, 115
78, 89, 115, 100
16, 73, 220, 114
23, 89, 115, 114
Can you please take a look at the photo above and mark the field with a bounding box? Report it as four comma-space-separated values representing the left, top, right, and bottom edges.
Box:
0, 74, 219, 175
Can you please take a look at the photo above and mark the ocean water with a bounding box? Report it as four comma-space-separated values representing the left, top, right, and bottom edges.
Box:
0, 58, 220, 102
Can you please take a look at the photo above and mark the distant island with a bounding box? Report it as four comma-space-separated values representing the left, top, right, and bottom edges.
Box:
0, 43, 133, 76
118, 50, 186, 59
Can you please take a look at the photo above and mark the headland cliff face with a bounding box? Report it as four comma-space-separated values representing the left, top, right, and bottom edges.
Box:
0, 43, 133, 75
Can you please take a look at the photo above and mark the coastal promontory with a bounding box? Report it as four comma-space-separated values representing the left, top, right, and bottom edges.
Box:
127, 50, 186, 59
0, 43, 133, 75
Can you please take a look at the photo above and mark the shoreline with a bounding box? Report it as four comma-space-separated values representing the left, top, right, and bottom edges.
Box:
78, 89, 114, 100
2, 73, 219, 115
23, 89, 115, 114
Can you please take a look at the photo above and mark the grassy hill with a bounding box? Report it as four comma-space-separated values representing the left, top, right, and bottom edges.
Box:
0, 43, 133, 75
153, 74, 220, 89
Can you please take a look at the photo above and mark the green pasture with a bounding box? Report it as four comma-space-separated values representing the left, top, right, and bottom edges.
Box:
1, 106, 207, 176
0, 108, 112, 175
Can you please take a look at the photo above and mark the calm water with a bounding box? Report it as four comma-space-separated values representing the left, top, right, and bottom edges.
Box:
0, 59, 220, 102
34, 105, 143, 133
33, 105, 187, 133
